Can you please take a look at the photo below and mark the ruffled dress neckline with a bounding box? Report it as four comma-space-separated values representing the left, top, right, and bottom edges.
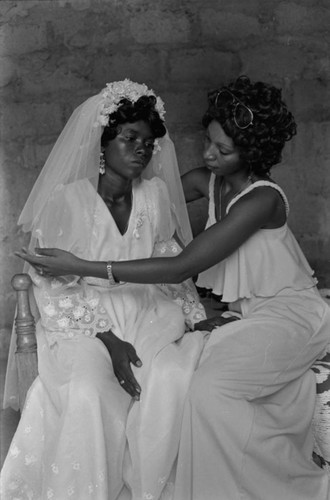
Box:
196, 174, 317, 303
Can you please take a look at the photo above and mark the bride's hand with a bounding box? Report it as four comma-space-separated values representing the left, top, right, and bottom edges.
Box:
194, 314, 239, 332
15, 247, 83, 277
97, 332, 142, 401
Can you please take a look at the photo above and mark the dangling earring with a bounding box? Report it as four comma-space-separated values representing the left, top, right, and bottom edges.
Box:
99, 151, 105, 175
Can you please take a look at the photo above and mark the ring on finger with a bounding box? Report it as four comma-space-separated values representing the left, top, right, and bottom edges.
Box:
119, 379, 125, 385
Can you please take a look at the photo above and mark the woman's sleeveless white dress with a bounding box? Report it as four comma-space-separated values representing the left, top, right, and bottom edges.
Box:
173, 175, 330, 500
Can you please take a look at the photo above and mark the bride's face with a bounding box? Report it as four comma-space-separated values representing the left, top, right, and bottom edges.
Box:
104, 120, 155, 180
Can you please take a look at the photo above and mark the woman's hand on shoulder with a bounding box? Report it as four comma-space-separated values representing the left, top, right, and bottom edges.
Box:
15, 247, 84, 277
181, 167, 211, 202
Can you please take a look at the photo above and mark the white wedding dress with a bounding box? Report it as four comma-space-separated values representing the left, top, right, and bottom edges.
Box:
0, 177, 206, 500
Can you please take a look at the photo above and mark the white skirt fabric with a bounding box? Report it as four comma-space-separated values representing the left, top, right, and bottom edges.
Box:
173, 289, 330, 500
0, 284, 205, 500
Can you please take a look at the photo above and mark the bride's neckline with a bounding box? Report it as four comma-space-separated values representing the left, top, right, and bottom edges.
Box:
97, 184, 136, 237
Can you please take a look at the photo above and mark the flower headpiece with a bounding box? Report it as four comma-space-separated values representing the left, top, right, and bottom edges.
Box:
98, 79, 166, 127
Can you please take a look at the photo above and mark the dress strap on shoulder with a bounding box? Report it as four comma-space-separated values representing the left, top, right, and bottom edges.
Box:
226, 180, 290, 216
208, 173, 217, 224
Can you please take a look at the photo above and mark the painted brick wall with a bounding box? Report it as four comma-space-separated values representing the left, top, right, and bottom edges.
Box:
1, 0, 330, 327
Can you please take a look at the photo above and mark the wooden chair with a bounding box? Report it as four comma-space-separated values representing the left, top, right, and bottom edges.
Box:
11, 273, 38, 411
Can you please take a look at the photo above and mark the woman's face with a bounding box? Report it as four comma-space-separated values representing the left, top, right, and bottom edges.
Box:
104, 120, 155, 180
203, 120, 242, 177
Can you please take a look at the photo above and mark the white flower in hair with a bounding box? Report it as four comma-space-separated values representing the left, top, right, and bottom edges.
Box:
98, 78, 166, 126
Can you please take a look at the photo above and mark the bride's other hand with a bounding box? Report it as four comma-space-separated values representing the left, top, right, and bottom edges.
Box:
194, 315, 239, 332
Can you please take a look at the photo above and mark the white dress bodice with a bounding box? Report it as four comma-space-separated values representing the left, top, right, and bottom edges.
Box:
196, 174, 317, 302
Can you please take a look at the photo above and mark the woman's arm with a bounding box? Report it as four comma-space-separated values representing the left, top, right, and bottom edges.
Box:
110, 186, 278, 283
16, 187, 278, 284
181, 167, 210, 202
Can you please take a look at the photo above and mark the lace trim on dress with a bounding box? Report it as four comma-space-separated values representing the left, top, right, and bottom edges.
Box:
226, 180, 290, 217
32, 272, 113, 345
158, 280, 206, 331
153, 240, 207, 330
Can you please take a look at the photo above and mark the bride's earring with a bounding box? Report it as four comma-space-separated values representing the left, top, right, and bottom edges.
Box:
99, 151, 105, 175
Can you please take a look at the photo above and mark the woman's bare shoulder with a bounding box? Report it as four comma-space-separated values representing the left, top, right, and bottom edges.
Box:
228, 182, 286, 228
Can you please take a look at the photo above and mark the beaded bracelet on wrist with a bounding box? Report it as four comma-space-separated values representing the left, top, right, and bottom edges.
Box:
106, 261, 117, 285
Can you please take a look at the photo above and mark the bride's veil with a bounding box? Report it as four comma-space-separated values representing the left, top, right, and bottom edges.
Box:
3, 81, 193, 410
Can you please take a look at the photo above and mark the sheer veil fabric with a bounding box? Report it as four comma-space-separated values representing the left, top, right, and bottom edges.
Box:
3, 85, 193, 411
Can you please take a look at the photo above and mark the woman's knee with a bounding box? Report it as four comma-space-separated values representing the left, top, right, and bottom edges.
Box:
187, 365, 219, 411
187, 361, 250, 411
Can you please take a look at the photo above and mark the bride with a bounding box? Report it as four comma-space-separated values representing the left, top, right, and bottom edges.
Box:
1, 80, 206, 500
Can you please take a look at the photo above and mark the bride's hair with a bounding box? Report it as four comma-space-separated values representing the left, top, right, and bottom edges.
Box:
101, 96, 167, 147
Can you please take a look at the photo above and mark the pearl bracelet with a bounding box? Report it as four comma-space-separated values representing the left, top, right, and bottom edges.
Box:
106, 261, 117, 285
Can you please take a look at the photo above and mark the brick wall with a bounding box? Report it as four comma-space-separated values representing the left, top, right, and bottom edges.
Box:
1, 0, 330, 327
